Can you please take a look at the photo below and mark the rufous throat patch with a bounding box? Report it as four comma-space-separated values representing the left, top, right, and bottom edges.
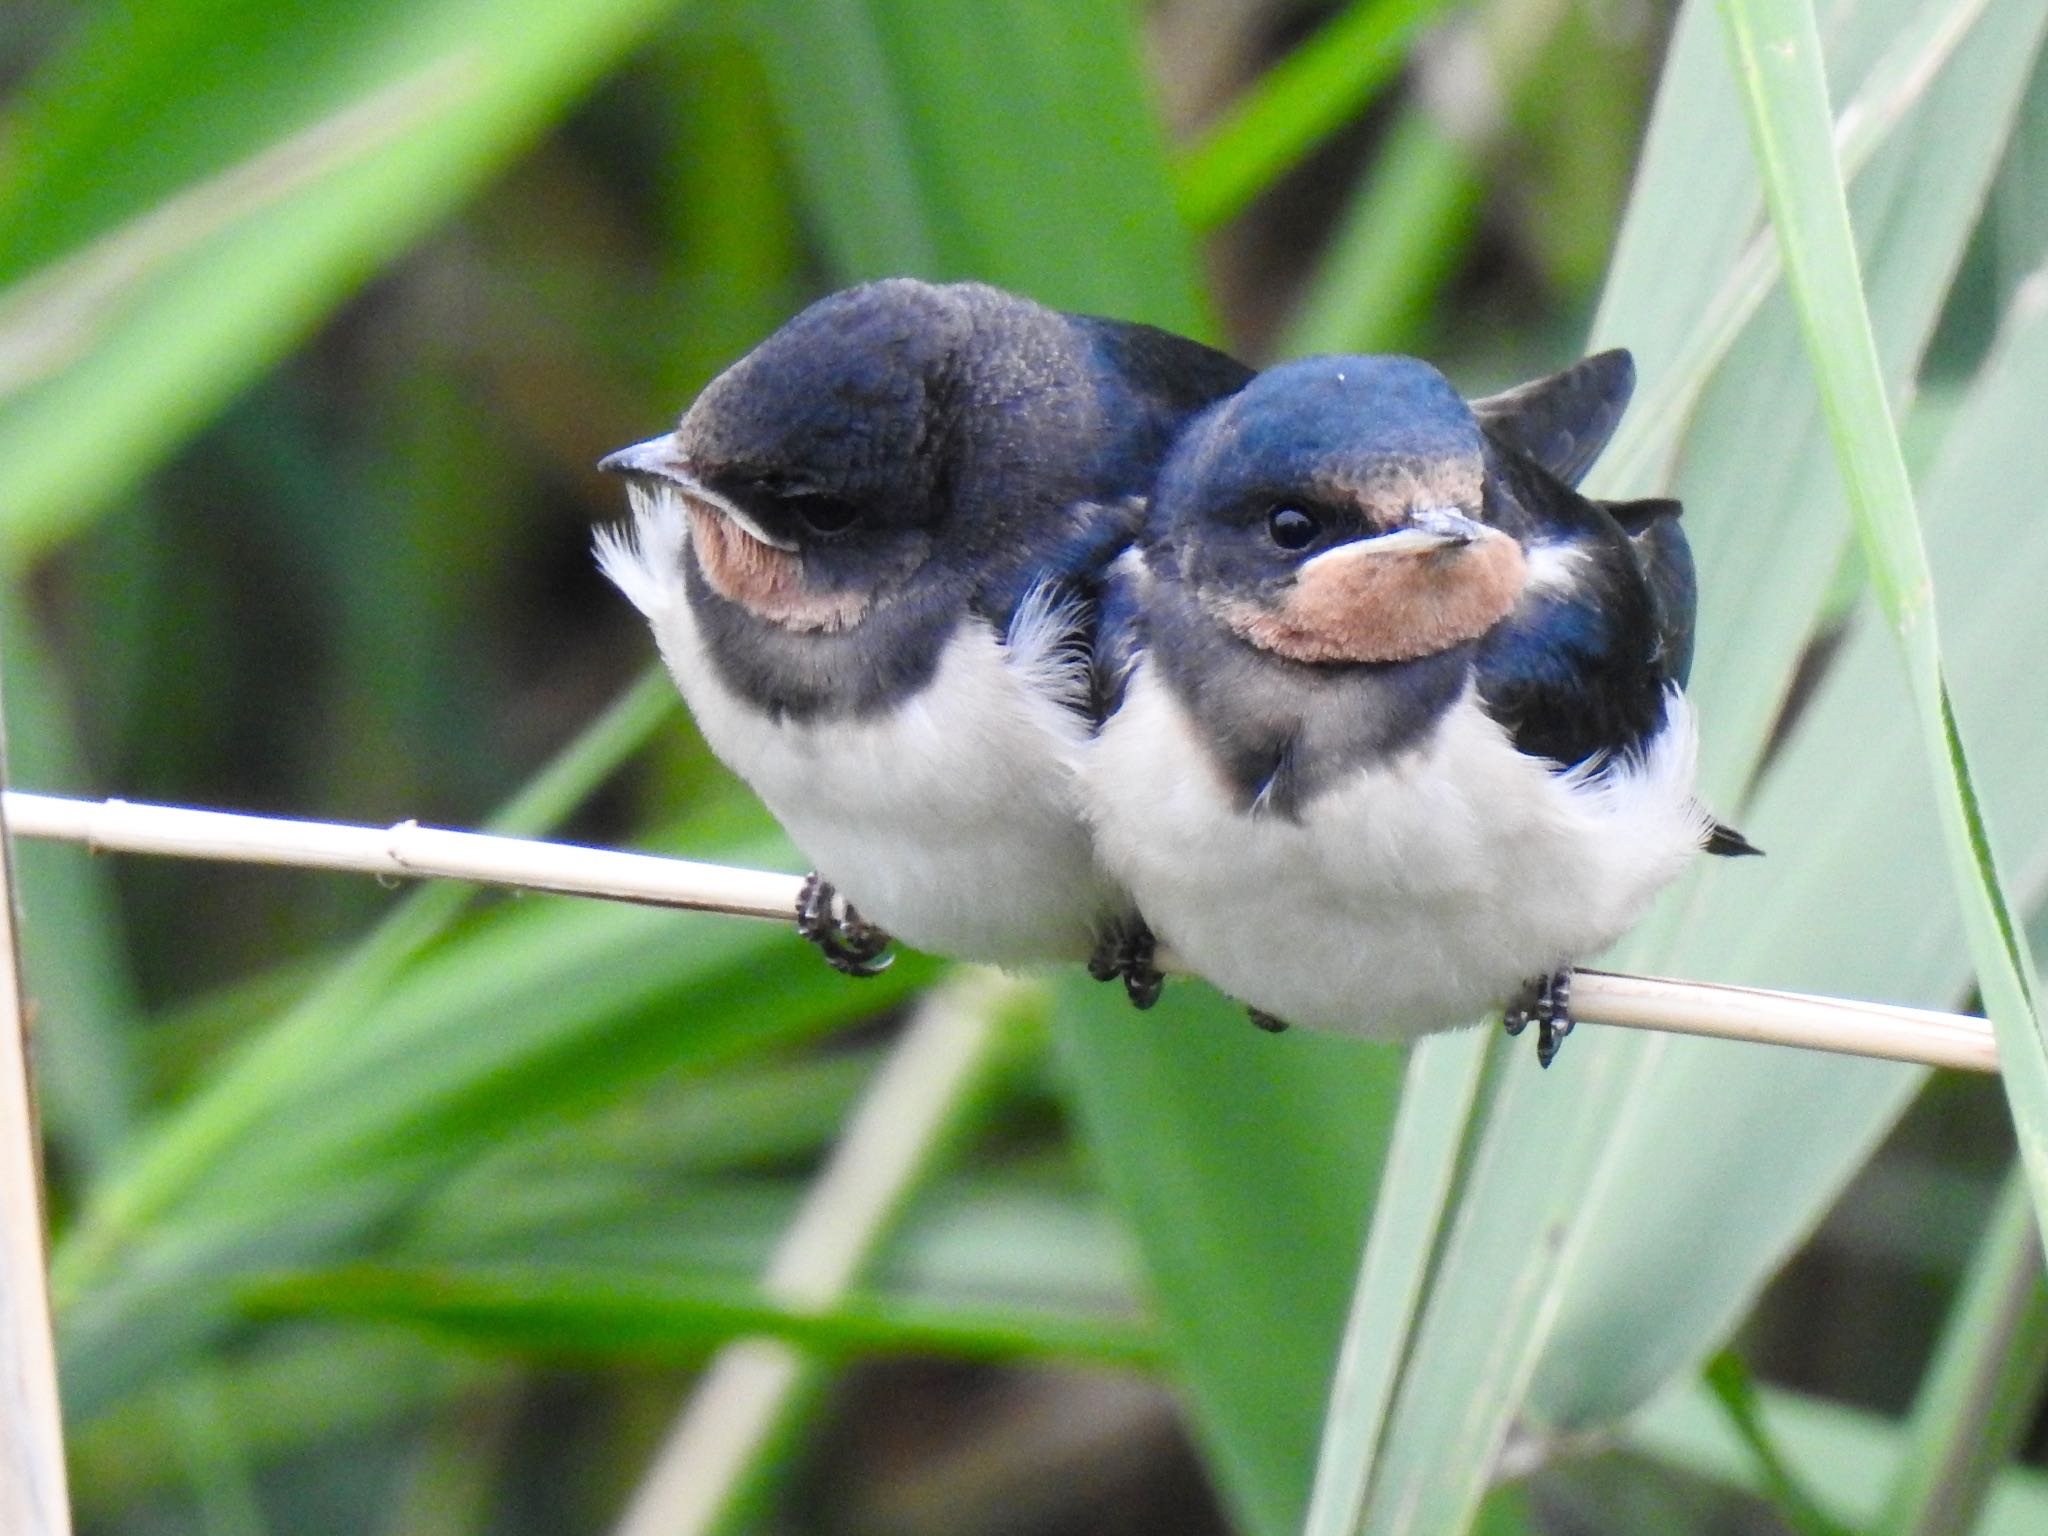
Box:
1222, 530, 1527, 663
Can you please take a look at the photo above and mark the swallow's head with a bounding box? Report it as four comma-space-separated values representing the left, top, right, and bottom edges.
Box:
1150, 355, 1528, 665
600, 279, 984, 633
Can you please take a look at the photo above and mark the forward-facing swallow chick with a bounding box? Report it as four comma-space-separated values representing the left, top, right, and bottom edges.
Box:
597, 278, 1251, 983
1083, 351, 1754, 1064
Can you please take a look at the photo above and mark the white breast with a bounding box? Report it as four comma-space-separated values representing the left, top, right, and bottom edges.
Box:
597, 491, 1119, 964
1081, 662, 1708, 1037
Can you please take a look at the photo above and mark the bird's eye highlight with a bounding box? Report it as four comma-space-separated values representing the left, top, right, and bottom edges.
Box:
789, 495, 862, 538
1267, 505, 1320, 551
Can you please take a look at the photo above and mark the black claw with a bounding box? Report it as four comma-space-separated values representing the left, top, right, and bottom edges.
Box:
1506, 968, 1575, 1067
794, 872, 894, 977
1248, 1008, 1291, 1034
1088, 916, 1164, 1011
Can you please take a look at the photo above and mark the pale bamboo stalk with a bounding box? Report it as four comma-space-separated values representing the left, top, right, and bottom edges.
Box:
611, 973, 1011, 1536
0, 790, 1999, 1074
0, 785, 74, 1532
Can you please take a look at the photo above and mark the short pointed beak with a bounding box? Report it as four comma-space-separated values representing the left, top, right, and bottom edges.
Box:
598, 436, 802, 554
1407, 506, 1491, 546
598, 434, 692, 484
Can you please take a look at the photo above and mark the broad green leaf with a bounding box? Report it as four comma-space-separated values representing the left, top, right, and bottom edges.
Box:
1991, 48, 2048, 293
1718, 0, 2048, 1239
744, 0, 1211, 332
1353, 0, 2048, 1527
1537, 266, 2048, 1424
1053, 973, 1405, 1536
1303, 1030, 1490, 1536
0, 0, 685, 566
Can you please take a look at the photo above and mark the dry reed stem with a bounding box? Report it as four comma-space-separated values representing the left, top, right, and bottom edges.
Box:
0, 789, 1996, 1074
0, 788, 74, 1533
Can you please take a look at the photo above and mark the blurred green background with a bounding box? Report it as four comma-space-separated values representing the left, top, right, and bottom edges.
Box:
5, 0, 2048, 1532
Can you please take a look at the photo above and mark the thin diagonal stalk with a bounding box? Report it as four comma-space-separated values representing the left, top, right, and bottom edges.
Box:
609, 972, 1024, 1536
1176, 0, 1461, 232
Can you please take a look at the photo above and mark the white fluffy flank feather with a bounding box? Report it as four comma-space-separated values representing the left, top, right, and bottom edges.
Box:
593, 484, 689, 622
1002, 574, 1094, 721
1556, 686, 1715, 850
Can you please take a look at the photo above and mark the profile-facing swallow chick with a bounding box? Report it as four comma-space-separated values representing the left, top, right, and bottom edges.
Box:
1083, 351, 1754, 1065
596, 278, 1251, 983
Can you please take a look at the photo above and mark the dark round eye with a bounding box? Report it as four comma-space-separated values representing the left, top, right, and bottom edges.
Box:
790, 495, 862, 538
1267, 505, 1320, 551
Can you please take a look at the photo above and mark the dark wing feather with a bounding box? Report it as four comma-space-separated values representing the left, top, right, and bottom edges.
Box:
1472, 349, 1636, 488
1605, 498, 1697, 687
1473, 452, 1671, 768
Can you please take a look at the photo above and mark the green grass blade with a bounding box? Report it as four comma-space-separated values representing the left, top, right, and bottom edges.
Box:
1716, 0, 2048, 1238
1277, 0, 1565, 359
54, 668, 678, 1302
1701, 1351, 1855, 1536
1176, 0, 1460, 232
1597, 0, 2002, 494
1630, 1378, 2048, 1534
70, 1331, 487, 1519
0, 0, 680, 567
240, 1263, 1163, 1370
1276, 111, 1485, 357
1877, 1164, 2048, 1536
739, 0, 940, 278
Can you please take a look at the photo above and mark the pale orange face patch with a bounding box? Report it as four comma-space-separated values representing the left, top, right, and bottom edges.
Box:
1221, 529, 1528, 664
685, 499, 870, 633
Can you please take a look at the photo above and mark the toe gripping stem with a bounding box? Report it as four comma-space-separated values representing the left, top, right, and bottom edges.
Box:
795, 872, 894, 977
1089, 915, 1164, 1010
1502, 968, 1575, 1068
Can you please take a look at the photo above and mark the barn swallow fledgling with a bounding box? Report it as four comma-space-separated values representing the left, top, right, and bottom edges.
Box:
596, 279, 1250, 982
1082, 351, 1755, 1065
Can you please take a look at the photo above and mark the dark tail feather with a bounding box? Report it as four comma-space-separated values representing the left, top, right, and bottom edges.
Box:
1705, 820, 1763, 857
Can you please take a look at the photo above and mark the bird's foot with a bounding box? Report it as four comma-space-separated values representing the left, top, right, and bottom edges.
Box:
1248, 1008, 1291, 1034
795, 872, 894, 977
1503, 968, 1574, 1068
1087, 915, 1163, 1010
